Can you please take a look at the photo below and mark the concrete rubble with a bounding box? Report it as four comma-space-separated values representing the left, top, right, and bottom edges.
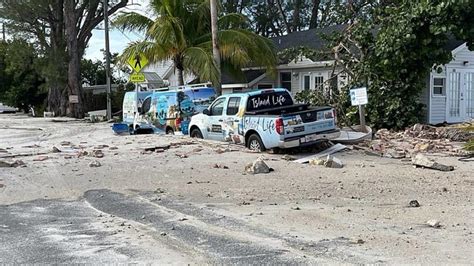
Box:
245, 158, 271, 174
309, 155, 344, 168
362, 123, 473, 158
412, 154, 454, 171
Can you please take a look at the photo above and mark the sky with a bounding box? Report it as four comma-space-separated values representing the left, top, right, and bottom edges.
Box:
84, 0, 149, 61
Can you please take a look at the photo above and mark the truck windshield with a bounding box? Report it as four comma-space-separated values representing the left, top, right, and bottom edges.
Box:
246, 90, 294, 111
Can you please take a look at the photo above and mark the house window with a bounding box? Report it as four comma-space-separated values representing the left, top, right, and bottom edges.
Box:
314, 76, 324, 90
433, 77, 446, 96
303, 75, 311, 90
280, 72, 292, 91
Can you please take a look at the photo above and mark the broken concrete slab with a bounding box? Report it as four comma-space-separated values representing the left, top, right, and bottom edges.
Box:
245, 158, 271, 174
0, 160, 25, 168
426, 219, 441, 228
294, 144, 348, 164
89, 160, 102, 167
324, 155, 344, 168
412, 154, 454, 171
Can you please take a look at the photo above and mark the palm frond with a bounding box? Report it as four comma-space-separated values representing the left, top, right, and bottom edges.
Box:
183, 46, 219, 85
147, 15, 186, 50
120, 41, 173, 66
218, 13, 250, 29
112, 12, 154, 32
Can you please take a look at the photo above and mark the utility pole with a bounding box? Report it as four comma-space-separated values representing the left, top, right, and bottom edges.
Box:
210, 0, 221, 95
2, 23, 5, 41
104, 0, 112, 120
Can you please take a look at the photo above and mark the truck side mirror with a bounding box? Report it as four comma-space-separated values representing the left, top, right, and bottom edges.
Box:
202, 109, 210, 115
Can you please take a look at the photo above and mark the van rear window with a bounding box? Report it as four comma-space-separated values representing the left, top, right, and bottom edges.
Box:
246, 91, 293, 111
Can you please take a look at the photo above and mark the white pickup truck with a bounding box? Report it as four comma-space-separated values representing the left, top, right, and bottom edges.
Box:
188, 88, 340, 151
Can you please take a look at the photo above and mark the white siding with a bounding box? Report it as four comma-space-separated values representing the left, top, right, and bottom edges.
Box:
450, 45, 474, 67
430, 97, 447, 124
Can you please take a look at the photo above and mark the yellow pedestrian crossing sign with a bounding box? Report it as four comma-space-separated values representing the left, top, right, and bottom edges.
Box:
127, 52, 148, 73
130, 73, 145, 83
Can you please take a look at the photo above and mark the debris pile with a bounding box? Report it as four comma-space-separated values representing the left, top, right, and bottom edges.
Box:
365, 123, 473, 157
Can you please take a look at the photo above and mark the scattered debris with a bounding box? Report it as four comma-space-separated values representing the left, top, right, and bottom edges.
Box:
212, 163, 229, 169
309, 155, 343, 168
0, 160, 25, 168
409, 200, 420, 208
291, 206, 301, 210
193, 148, 203, 153
412, 154, 454, 171
426, 219, 441, 228
94, 144, 109, 149
77, 150, 89, 157
144, 145, 170, 152
281, 154, 296, 161
154, 188, 166, 194
60, 141, 71, 146
109, 146, 118, 150
89, 160, 102, 167
294, 144, 348, 164
175, 153, 188, 159
350, 238, 365, 244
52, 146, 61, 153
245, 158, 271, 174
92, 150, 104, 158
33, 156, 49, 161
383, 149, 406, 159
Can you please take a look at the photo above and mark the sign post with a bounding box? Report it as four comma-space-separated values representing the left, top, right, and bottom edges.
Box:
350, 87, 368, 130
127, 52, 149, 131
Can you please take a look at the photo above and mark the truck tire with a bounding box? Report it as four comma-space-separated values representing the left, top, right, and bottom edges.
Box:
190, 128, 203, 139
166, 127, 174, 135
247, 134, 266, 152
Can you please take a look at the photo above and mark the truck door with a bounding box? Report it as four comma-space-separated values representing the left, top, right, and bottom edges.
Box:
206, 97, 227, 140
222, 97, 244, 143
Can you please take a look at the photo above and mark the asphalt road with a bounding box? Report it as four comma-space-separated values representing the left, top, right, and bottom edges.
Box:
0, 189, 370, 264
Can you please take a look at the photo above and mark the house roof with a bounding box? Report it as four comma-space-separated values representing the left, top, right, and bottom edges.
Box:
271, 24, 347, 51
221, 69, 265, 85
271, 24, 465, 53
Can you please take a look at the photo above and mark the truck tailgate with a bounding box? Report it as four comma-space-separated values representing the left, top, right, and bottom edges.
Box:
281, 108, 336, 139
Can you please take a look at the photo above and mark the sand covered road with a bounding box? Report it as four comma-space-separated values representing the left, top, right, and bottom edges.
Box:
0, 114, 472, 263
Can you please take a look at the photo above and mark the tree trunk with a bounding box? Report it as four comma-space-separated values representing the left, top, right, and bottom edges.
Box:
309, 0, 321, 29
276, 0, 291, 34
210, 0, 222, 95
64, 0, 84, 118
293, 0, 301, 32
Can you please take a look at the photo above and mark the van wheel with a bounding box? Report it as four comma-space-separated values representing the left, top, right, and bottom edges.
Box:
190, 128, 203, 139
166, 128, 174, 135
248, 134, 265, 152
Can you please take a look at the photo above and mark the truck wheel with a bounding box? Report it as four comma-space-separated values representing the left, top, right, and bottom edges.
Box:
166, 127, 174, 135
248, 134, 265, 152
190, 128, 203, 139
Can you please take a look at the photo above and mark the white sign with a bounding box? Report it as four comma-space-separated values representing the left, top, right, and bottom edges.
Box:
350, 87, 368, 106
69, 95, 79, 104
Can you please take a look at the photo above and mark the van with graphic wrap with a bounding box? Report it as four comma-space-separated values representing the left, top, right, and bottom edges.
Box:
188, 88, 340, 151
143, 86, 216, 134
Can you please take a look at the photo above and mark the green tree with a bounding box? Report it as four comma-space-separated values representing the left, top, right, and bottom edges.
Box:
113, 0, 277, 95
296, 0, 474, 129
0, 39, 46, 112
1, 0, 128, 118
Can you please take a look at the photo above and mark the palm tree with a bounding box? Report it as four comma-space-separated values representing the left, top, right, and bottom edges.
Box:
113, 0, 276, 94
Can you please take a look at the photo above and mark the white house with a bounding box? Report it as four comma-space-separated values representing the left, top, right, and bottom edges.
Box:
141, 25, 474, 124
422, 43, 474, 124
